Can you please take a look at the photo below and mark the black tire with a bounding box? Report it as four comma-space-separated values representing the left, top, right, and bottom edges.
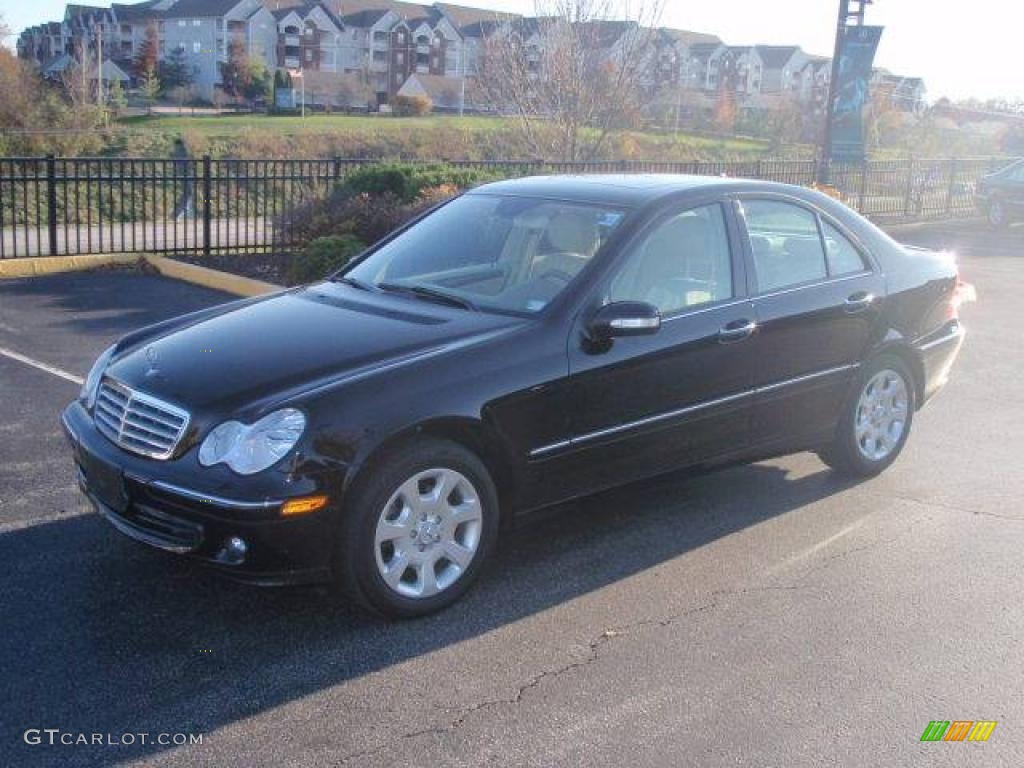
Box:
334, 437, 500, 619
819, 354, 916, 478
987, 198, 1009, 229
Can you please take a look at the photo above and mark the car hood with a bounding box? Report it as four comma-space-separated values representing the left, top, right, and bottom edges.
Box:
105, 283, 525, 414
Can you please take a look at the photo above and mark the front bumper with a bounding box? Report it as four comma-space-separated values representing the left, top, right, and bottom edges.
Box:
62, 401, 336, 586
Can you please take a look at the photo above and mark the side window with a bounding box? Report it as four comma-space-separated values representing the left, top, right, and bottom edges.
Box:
608, 204, 733, 315
743, 200, 827, 292
822, 220, 866, 276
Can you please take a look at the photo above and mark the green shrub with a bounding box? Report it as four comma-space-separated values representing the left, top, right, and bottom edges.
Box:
287, 234, 366, 284
341, 162, 503, 203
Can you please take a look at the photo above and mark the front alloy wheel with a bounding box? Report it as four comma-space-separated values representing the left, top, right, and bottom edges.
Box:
336, 438, 499, 618
374, 468, 483, 599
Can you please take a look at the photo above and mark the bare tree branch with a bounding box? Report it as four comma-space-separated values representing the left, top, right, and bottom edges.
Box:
478, 0, 663, 162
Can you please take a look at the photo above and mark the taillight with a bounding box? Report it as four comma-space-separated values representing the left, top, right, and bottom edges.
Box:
949, 277, 976, 320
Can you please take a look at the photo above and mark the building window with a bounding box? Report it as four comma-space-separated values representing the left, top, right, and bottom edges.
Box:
192, 19, 201, 27
397, 52, 404, 64
193, 41, 201, 53
178, 20, 186, 27
305, 49, 313, 61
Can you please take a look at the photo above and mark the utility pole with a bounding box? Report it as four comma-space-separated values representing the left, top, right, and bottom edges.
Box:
96, 24, 104, 107
459, 41, 466, 118
820, 0, 872, 182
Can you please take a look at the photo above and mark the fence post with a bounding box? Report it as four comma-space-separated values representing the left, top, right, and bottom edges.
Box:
332, 155, 343, 182
858, 160, 868, 213
945, 157, 957, 216
903, 156, 915, 219
202, 155, 212, 256
46, 155, 58, 256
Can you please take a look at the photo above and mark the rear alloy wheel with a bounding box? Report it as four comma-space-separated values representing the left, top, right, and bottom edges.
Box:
819, 355, 916, 478
988, 199, 1008, 228
336, 438, 499, 618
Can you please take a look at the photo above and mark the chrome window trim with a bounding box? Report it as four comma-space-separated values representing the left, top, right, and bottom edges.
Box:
753, 271, 872, 301
148, 480, 284, 511
529, 363, 859, 458
661, 297, 752, 324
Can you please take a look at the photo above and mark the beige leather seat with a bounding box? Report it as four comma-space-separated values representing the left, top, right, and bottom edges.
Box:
531, 210, 600, 280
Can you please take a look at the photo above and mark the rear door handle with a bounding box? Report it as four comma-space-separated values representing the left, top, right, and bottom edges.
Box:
718, 319, 757, 343
844, 292, 875, 313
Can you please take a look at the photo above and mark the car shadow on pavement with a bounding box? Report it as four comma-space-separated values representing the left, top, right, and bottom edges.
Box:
1, 459, 859, 767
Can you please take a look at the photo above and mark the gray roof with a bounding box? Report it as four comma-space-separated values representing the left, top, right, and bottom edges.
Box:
158, 0, 246, 18
755, 45, 801, 68
659, 27, 720, 47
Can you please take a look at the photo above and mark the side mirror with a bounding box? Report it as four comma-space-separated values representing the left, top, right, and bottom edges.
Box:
588, 301, 662, 341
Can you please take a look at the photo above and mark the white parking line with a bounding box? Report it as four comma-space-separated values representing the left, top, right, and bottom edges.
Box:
768, 517, 869, 575
0, 346, 84, 386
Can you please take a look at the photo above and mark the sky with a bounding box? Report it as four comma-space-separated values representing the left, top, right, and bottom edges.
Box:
1, 0, 1021, 102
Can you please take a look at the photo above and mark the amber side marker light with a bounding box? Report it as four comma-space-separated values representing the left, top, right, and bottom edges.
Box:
280, 495, 329, 517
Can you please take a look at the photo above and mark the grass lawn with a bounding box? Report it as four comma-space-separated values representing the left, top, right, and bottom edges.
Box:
113, 112, 783, 161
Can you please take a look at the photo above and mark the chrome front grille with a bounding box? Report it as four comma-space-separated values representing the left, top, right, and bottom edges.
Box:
94, 378, 190, 460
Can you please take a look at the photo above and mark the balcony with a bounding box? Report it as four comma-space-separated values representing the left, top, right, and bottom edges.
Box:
284, 35, 300, 47
284, 57, 300, 69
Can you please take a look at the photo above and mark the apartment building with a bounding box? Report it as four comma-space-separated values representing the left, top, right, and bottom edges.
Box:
15, 0, 925, 113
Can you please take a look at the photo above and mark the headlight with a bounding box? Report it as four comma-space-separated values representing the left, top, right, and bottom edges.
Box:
198, 408, 306, 476
81, 344, 116, 410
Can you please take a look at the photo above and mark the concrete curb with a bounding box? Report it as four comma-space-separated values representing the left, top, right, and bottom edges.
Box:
0, 253, 139, 278
143, 255, 282, 297
0, 253, 284, 297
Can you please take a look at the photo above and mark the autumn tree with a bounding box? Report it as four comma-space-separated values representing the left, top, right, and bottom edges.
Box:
0, 42, 105, 154
219, 40, 253, 103
134, 24, 159, 78
477, 0, 663, 161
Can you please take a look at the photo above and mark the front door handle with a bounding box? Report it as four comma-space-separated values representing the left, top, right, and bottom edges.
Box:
718, 319, 757, 343
844, 292, 875, 313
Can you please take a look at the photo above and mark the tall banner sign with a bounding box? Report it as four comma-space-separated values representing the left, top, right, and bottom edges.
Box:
830, 25, 884, 162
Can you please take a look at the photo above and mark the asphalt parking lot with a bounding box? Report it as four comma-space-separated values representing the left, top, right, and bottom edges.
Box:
1, 220, 1022, 767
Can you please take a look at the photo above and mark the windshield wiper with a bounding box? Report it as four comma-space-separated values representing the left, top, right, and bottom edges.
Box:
377, 283, 478, 311
331, 275, 374, 291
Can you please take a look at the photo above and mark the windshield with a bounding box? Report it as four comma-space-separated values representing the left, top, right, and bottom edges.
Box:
343, 194, 628, 315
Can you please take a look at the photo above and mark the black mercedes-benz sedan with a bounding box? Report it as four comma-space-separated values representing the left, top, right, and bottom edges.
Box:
63, 175, 966, 617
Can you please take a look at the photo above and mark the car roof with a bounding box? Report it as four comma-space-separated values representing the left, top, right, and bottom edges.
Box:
468, 174, 805, 208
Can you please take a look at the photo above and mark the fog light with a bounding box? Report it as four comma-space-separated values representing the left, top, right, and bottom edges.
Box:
224, 536, 248, 564
280, 495, 329, 517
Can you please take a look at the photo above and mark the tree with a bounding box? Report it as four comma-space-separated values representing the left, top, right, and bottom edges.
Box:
0, 40, 106, 155
140, 66, 161, 114
160, 47, 195, 92
134, 24, 159, 79
219, 40, 253, 103
107, 78, 127, 114
477, 0, 663, 161
167, 84, 195, 113
245, 60, 273, 106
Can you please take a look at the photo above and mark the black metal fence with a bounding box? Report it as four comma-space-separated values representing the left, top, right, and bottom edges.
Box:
0, 155, 1005, 259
